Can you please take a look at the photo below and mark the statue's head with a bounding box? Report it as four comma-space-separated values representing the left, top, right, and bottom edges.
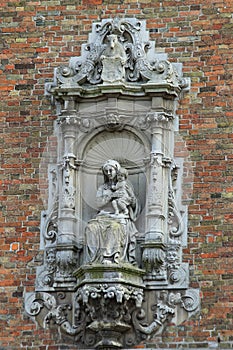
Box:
102, 159, 121, 182
107, 34, 118, 49
117, 167, 128, 181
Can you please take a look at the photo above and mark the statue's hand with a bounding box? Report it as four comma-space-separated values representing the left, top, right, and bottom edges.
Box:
104, 194, 111, 202
117, 190, 125, 197
96, 189, 112, 207
111, 191, 122, 199
130, 196, 136, 206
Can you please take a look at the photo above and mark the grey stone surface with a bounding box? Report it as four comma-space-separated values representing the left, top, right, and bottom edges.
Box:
26, 17, 199, 349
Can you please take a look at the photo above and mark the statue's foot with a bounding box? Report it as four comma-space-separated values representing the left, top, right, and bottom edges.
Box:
111, 213, 125, 219
102, 259, 112, 265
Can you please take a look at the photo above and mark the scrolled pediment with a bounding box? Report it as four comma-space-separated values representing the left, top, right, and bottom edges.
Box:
46, 18, 189, 99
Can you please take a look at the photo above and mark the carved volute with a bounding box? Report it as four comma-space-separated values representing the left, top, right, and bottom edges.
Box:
25, 18, 199, 349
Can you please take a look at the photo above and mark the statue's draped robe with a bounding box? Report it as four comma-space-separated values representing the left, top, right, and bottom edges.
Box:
84, 183, 139, 265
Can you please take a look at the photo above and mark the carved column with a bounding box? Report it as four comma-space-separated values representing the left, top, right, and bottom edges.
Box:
146, 117, 165, 242
58, 134, 77, 243
55, 99, 80, 286
143, 112, 174, 286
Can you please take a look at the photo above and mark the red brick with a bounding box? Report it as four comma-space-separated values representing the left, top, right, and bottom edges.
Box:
0, 1, 233, 349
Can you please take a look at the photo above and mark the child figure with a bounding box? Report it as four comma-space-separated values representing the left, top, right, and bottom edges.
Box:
111, 168, 131, 216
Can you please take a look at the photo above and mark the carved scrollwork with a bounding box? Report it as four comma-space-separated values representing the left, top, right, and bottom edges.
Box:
25, 292, 56, 317
56, 66, 76, 86
168, 189, 184, 240
26, 292, 83, 336
169, 266, 187, 285
136, 112, 174, 132
181, 289, 199, 312
42, 168, 58, 246
50, 18, 187, 92
44, 227, 57, 243
125, 42, 152, 82
44, 303, 70, 325
75, 43, 103, 85
132, 291, 179, 339
40, 272, 54, 287
58, 115, 79, 126
95, 17, 142, 37
132, 308, 161, 336
154, 60, 179, 85
44, 303, 78, 335
146, 111, 174, 124
43, 215, 58, 246
77, 283, 143, 308
73, 282, 145, 348
25, 295, 44, 316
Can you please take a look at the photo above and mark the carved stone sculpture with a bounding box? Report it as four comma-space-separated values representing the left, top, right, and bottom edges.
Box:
25, 18, 199, 349
84, 159, 138, 265
101, 34, 127, 83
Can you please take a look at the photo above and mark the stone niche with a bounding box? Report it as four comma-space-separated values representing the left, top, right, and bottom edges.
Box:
25, 18, 199, 349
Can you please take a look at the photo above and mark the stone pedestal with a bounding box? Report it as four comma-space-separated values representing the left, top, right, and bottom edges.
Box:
74, 264, 145, 349
75, 263, 145, 288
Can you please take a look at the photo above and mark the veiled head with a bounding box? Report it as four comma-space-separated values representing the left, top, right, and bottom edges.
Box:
102, 159, 121, 181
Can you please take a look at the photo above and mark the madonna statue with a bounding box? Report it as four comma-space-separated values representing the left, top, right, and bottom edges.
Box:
84, 159, 140, 265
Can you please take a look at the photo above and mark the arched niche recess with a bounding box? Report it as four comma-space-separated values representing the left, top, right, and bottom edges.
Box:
78, 128, 149, 240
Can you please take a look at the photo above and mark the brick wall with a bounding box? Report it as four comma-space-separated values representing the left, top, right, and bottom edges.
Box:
0, 0, 233, 348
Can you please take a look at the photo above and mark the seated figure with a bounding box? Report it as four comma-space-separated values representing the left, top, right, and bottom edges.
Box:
84, 159, 139, 265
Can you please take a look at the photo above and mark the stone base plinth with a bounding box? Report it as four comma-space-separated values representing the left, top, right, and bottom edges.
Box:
74, 263, 145, 289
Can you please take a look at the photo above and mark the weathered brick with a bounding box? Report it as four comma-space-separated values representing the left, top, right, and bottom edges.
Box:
0, 1, 233, 349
